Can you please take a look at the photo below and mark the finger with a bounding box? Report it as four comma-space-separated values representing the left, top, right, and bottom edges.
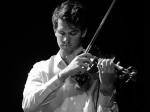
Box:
78, 53, 94, 58
107, 59, 114, 73
116, 61, 120, 66
79, 62, 89, 69
106, 59, 110, 67
98, 58, 102, 65
111, 56, 115, 61
102, 59, 106, 72
79, 57, 92, 65
110, 58, 115, 72
97, 58, 103, 70
110, 59, 113, 66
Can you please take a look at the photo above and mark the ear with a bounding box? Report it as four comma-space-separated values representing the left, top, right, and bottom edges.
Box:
54, 28, 57, 36
81, 29, 88, 38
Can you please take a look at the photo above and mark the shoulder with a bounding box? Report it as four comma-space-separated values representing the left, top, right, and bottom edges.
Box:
31, 55, 56, 73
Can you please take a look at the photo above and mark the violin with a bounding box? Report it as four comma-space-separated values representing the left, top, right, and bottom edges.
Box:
72, 0, 137, 87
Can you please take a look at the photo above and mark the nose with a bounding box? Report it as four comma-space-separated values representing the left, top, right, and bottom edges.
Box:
63, 34, 70, 43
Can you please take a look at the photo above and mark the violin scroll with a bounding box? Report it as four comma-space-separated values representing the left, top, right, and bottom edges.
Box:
116, 64, 137, 83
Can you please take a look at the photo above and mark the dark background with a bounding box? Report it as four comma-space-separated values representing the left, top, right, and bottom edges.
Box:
2, 0, 146, 112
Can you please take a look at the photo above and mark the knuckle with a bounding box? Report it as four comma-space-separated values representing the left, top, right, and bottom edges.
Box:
104, 59, 106, 63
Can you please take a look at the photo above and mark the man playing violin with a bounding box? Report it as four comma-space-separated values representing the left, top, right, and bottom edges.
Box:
22, 0, 119, 112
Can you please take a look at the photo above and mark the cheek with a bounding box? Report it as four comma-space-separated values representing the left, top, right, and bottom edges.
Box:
57, 37, 63, 46
71, 35, 81, 44
55, 33, 63, 43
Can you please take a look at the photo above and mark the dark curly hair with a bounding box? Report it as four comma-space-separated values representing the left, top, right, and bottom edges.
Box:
52, 0, 87, 32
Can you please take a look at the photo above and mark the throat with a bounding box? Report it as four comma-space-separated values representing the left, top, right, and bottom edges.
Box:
60, 51, 75, 65
63, 57, 70, 65
59, 50, 70, 65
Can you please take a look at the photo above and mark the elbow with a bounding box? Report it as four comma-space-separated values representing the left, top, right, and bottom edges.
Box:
22, 93, 37, 112
22, 104, 32, 112
22, 107, 32, 112
22, 98, 33, 112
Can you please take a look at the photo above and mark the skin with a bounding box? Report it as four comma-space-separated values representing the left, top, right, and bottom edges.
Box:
98, 58, 117, 95
55, 18, 86, 62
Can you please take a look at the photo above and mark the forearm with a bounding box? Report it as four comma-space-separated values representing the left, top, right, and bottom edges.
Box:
100, 84, 114, 96
22, 74, 63, 112
97, 84, 115, 112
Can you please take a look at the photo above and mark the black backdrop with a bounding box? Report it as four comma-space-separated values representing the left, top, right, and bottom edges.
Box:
2, 0, 146, 112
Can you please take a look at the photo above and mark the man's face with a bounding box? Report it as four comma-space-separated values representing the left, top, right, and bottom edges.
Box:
55, 18, 83, 54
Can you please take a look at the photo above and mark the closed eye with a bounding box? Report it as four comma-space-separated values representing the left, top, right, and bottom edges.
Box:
58, 30, 78, 36
58, 31, 65, 35
69, 31, 77, 35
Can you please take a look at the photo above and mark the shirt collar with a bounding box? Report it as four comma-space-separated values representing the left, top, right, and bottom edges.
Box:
54, 46, 84, 69
54, 50, 65, 69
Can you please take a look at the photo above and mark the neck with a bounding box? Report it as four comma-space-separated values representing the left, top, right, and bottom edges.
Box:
59, 50, 70, 59
60, 46, 82, 64
60, 46, 80, 59
59, 50, 73, 65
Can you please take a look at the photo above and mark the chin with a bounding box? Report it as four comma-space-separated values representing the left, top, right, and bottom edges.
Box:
61, 46, 73, 54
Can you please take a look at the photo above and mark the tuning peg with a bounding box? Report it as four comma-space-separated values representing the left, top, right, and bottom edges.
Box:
126, 66, 131, 72
132, 69, 137, 74
119, 75, 125, 80
126, 78, 130, 83
116, 61, 120, 66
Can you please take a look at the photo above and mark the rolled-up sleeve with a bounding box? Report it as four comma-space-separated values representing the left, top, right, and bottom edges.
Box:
22, 62, 63, 112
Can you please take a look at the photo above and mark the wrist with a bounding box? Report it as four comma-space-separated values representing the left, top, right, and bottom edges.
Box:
57, 73, 64, 82
58, 70, 70, 82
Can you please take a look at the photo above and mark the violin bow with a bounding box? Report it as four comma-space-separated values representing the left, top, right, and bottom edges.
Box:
85, 0, 116, 53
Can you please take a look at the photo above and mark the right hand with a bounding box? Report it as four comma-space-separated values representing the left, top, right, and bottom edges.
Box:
59, 53, 94, 81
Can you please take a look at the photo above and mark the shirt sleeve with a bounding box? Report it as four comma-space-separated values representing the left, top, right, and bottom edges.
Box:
22, 61, 63, 112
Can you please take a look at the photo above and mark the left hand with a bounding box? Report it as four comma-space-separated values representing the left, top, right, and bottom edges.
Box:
97, 57, 117, 87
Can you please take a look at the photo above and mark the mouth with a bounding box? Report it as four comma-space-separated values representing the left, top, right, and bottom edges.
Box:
62, 44, 72, 47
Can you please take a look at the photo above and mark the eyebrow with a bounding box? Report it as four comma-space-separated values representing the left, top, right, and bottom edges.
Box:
58, 29, 79, 33
70, 30, 79, 33
70, 28, 80, 32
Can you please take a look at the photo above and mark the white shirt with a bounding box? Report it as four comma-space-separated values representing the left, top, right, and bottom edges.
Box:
22, 47, 118, 112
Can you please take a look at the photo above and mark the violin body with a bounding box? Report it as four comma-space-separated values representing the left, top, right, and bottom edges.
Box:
72, 50, 137, 89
